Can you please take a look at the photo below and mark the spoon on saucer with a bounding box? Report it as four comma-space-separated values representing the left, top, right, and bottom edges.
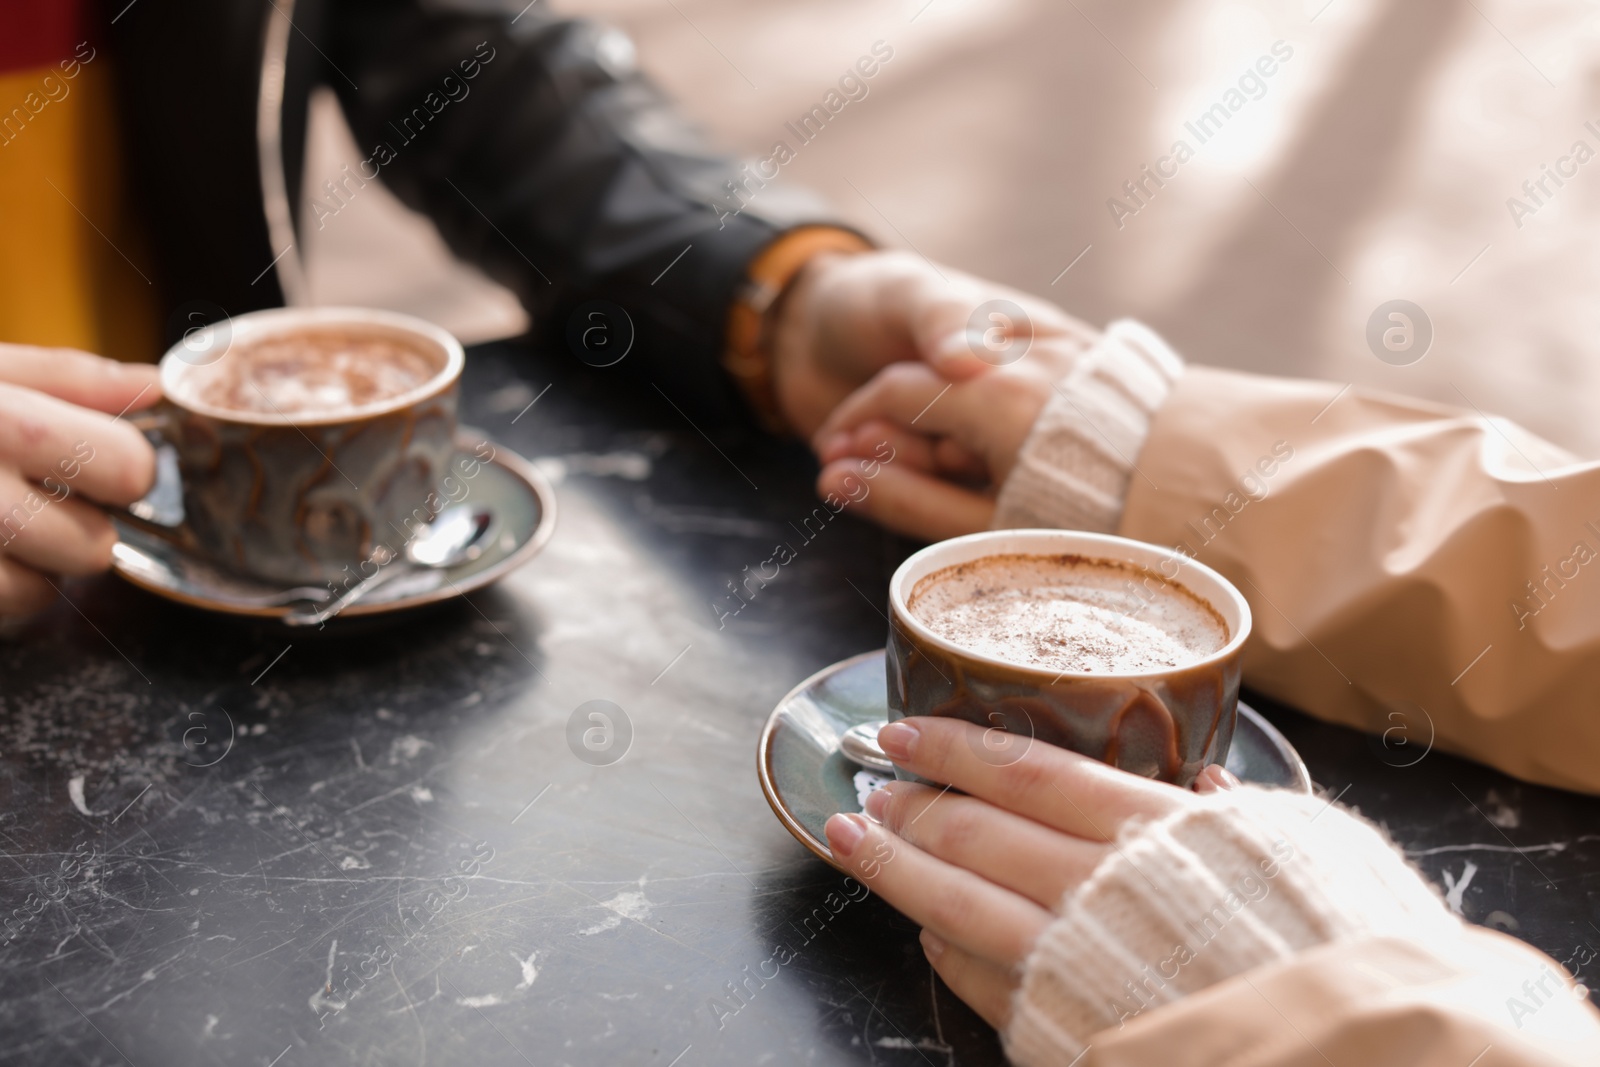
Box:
283, 505, 494, 627
840, 720, 896, 773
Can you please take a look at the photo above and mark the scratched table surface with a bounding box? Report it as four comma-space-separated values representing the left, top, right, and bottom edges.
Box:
1, 342, 1597, 1067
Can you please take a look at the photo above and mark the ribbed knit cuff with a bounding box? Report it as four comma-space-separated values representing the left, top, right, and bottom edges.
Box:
1003, 788, 1459, 1066
992, 319, 1184, 533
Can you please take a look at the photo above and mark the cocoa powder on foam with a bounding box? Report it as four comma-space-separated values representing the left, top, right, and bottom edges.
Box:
908, 553, 1228, 674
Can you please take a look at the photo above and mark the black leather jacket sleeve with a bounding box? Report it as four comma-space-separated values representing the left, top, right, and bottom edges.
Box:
325, 1, 830, 422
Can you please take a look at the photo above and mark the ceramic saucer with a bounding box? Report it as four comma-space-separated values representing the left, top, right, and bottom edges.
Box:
758, 650, 1312, 870
110, 432, 556, 621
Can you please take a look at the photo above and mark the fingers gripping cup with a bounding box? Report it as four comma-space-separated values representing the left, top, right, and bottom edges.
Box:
886, 530, 1252, 787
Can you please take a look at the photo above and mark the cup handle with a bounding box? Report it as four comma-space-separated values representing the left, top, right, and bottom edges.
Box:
112, 504, 197, 549
110, 405, 200, 552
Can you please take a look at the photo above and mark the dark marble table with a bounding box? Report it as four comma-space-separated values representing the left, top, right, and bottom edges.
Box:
2, 342, 1596, 1066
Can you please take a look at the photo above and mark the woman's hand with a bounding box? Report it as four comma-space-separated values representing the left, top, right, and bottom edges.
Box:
768, 250, 1094, 439
805, 357, 1070, 541
823, 717, 1236, 1028
0, 345, 161, 618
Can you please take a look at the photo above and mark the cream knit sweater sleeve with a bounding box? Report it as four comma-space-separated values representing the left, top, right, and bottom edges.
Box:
993, 319, 1185, 533
1003, 788, 1462, 1066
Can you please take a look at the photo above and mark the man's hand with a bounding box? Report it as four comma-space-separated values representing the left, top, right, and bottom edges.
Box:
0, 345, 161, 619
767, 250, 1095, 439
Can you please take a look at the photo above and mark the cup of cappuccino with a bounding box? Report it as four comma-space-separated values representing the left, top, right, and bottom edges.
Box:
127, 307, 464, 585
886, 530, 1252, 786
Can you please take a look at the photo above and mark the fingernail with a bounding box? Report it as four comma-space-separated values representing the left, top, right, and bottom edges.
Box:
825, 813, 867, 858
931, 330, 969, 360
877, 721, 918, 763
864, 788, 890, 822
932, 332, 987, 368
1215, 767, 1242, 790
818, 433, 851, 462
920, 929, 946, 962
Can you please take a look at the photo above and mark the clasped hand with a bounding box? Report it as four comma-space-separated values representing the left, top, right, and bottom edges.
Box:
773, 251, 1095, 541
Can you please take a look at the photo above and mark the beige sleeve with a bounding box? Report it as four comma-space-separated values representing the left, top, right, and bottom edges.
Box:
992, 320, 1184, 533
1004, 785, 1600, 1067
1005, 788, 1462, 1065
1077, 929, 1599, 1067
1120, 366, 1600, 794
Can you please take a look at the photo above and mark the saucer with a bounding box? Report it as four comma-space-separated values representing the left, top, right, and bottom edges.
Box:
758, 650, 1312, 870
110, 432, 556, 621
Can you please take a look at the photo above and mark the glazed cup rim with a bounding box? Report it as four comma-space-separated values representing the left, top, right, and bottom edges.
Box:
157, 306, 465, 427
888, 529, 1253, 682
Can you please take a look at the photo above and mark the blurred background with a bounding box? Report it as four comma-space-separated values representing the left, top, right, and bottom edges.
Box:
302, 0, 1600, 454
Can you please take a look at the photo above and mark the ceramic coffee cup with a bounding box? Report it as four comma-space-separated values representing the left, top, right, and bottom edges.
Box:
886, 529, 1252, 787
123, 307, 463, 586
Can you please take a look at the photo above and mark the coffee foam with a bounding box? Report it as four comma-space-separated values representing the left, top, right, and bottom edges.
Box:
909, 553, 1228, 674
169, 330, 441, 418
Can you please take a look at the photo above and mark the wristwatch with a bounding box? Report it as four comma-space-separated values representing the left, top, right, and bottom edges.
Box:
723, 226, 873, 434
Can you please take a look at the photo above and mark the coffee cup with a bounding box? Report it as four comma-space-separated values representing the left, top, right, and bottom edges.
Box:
122, 307, 464, 586
886, 529, 1252, 786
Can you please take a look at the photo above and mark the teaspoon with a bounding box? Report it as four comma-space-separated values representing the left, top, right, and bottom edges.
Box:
283, 505, 494, 627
